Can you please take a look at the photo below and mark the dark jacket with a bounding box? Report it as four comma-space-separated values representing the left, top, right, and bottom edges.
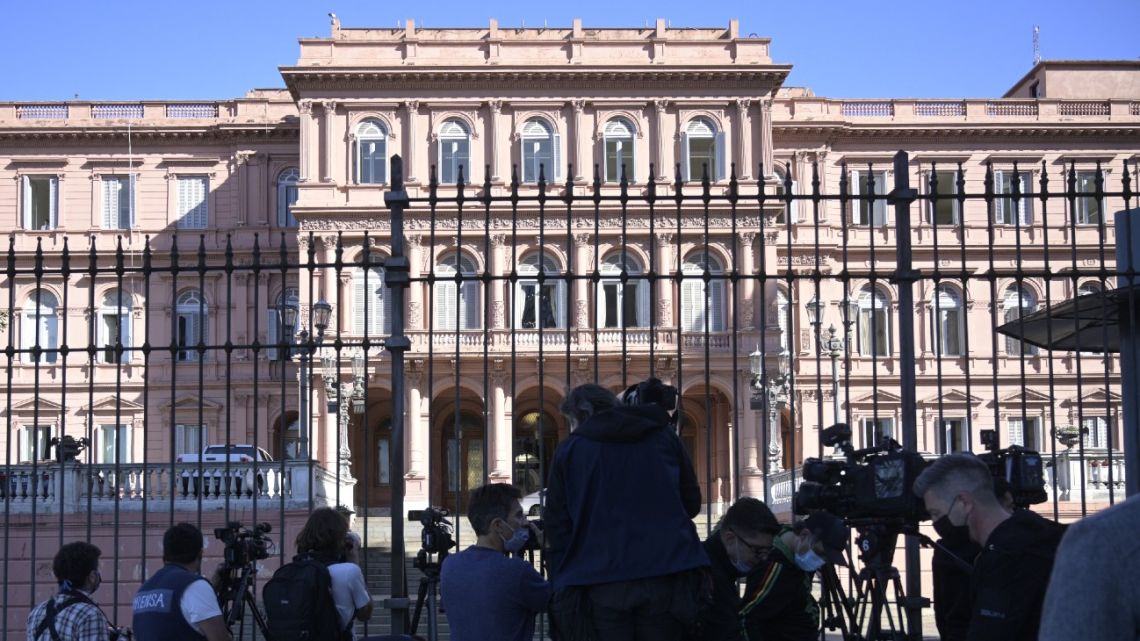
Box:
543, 404, 708, 591
700, 533, 746, 641
740, 531, 818, 641
932, 526, 982, 641
967, 510, 1065, 641
132, 564, 209, 641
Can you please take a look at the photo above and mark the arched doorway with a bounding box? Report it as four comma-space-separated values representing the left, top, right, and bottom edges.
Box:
436, 411, 485, 513
513, 410, 559, 496
351, 391, 393, 511
272, 411, 299, 461
678, 386, 734, 509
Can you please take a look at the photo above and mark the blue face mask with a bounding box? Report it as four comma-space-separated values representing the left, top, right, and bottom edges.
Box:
502, 525, 530, 554
795, 548, 826, 573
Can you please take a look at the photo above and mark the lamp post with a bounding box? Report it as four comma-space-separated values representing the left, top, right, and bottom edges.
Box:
320, 350, 371, 483
750, 346, 791, 478
806, 297, 859, 427
281, 299, 332, 460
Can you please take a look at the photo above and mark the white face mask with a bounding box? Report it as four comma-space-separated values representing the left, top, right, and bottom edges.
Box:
794, 548, 826, 573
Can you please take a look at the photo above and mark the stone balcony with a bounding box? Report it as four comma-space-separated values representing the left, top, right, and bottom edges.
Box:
774, 97, 1140, 123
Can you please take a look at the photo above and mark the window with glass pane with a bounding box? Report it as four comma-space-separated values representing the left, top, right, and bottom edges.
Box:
599, 254, 645, 328
354, 266, 391, 335
940, 418, 968, 453
521, 119, 554, 184
858, 286, 890, 356
1008, 416, 1041, 450
686, 119, 717, 181
517, 253, 563, 329
23, 175, 58, 230
604, 119, 634, 182
681, 252, 726, 332
22, 289, 59, 364
377, 439, 391, 484
772, 169, 797, 224
1003, 286, 1038, 356
1075, 170, 1101, 225
277, 168, 299, 227
99, 425, 130, 464
930, 285, 962, 356
861, 418, 894, 448
100, 290, 130, 364
176, 290, 206, 362
434, 254, 480, 330
852, 170, 888, 225
176, 176, 208, 229
355, 121, 387, 184
176, 424, 204, 457
930, 170, 960, 225
439, 120, 470, 184
19, 425, 53, 463
102, 175, 133, 230
995, 170, 1033, 225
1081, 416, 1110, 449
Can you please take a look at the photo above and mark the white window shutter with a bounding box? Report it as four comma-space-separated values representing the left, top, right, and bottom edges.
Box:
44, 314, 58, 363
1008, 418, 1024, 446
1020, 175, 1033, 225
102, 178, 116, 229
266, 308, 280, 360
994, 171, 1007, 224
552, 133, 562, 181
118, 312, 130, 360
680, 133, 691, 182
462, 281, 479, 329
629, 138, 637, 183
435, 281, 457, 330
128, 173, 137, 228
437, 138, 445, 183
637, 281, 650, 328
49, 177, 59, 228
381, 279, 393, 335
596, 282, 608, 327
21, 312, 34, 363
353, 271, 366, 334
17, 427, 28, 463
21, 176, 31, 229
681, 280, 700, 331
715, 132, 726, 181
851, 170, 863, 224
710, 280, 726, 331
557, 281, 568, 327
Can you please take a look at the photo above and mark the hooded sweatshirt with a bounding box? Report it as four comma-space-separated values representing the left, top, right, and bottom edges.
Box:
543, 404, 708, 591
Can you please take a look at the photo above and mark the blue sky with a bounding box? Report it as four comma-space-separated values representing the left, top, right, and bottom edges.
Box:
3, 0, 1137, 101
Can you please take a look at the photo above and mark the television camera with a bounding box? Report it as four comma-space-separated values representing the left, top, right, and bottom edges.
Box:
977, 429, 1048, 508
407, 507, 458, 641
623, 377, 680, 428
213, 521, 274, 637
214, 521, 273, 569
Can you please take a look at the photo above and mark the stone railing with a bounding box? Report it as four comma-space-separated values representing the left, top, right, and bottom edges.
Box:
0, 460, 347, 513
92, 104, 144, 119
1048, 448, 1127, 502
16, 104, 68, 120
778, 98, 1140, 123
841, 102, 894, 117
768, 468, 799, 508
2, 100, 297, 126
915, 101, 966, 117
399, 328, 738, 352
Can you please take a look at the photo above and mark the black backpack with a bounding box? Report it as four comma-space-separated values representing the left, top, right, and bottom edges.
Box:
263, 555, 350, 641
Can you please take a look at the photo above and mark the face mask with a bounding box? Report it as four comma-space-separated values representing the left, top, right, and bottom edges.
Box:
730, 541, 753, 575
89, 570, 102, 594
945, 496, 967, 528
500, 522, 530, 554
933, 515, 969, 541
794, 539, 827, 573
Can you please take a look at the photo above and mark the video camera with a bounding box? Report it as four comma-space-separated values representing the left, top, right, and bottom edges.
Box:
977, 429, 1047, 508
623, 377, 679, 427
408, 507, 456, 557
214, 521, 272, 569
794, 423, 930, 526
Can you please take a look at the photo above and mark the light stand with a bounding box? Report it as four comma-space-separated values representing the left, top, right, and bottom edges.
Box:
281, 299, 332, 461
806, 298, 858, 428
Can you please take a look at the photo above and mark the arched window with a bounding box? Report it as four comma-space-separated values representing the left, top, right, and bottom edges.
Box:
277, 167, 299, 227
175, 289, 207, 362
354, 265, 391, 335
516, 252, 565, 329
930, 285, 963, 356
598, 252, 648, 328
267, 287, 299, 361
99, 289, 132, 364
521, 118, 560, 183
603, 118, 635, 183
682, 118, 724, 182
438, 119, 470, 185
21, 288, 58, 364
857, 286, 891, 356
434, 253, 480, 330
1078, 282, 1102, 297
354, 120, 388, 184
681, 251, 726, 332
1004, 285, 1038, 356
773, 165, 799, 224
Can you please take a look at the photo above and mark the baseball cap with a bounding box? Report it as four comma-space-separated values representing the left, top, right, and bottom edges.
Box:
804, 512, 850, 567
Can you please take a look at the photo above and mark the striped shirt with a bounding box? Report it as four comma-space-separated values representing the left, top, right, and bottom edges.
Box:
27, 591, 110, 641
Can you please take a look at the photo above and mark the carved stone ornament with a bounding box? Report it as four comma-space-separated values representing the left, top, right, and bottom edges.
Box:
488, 100, 502, 114
492, 299, 505, 327
409, 300, 422, 328
571, 100, 586, 113
575, 299, 588, 328
301, 218, 393, 232
653, 100, 669, 113
298, 100, 314, 115
657, 298, 672, 325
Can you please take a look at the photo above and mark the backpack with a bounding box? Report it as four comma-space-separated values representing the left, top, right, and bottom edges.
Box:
263, 555, 350, 641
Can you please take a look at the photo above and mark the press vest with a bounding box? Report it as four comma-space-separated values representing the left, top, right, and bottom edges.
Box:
131, 564, 208, 641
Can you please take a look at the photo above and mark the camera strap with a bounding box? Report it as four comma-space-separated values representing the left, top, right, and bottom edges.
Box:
33, 593, 88, 641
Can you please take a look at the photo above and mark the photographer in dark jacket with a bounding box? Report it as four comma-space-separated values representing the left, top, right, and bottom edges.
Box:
545, 383, 709, 641
701, 498, 781, 641
914, 453, 1064, 641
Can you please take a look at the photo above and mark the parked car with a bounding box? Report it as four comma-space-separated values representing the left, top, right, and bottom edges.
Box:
176, 444, 277, 497
176, 444, 274, 464
519, 488, 546, 517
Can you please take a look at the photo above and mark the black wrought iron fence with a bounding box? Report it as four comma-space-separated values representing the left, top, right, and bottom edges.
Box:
1, 150, 1136, 639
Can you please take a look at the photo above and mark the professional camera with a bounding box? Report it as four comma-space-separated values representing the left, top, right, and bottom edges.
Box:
108, 624, 133, 641
522, 518, 544, 552
623, 377, 680, 429
977, 429, 1047, 508
793, 423, 930, 526
408, 507, 457, 557
214, 521, 272, 569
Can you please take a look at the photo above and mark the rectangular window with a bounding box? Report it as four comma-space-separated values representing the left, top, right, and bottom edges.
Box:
929, 170, 960, 225
939, 418, 968, 453
851, 170, 887, 225
100, 312, 130, 364
859, 307, 889, 356
995, 171, 1033, 225
98, 424, 130, 464
176, 313, 202, 362
1075, 170, 1101, 225
605, 139, 633, 183
931, 306, 962, 356
22, 176, 58, 230
1081, 416, 1110, 449
176, 175, 208, 229
175, 424, 204, 457
1008, 416, 1042, 450
687, 137, 717, 182
101, 175, 134, 229
18, 425, 54, 463
377, 438, 391, 485
861, 417, 895, 448
519, 282, 560, 329
523, 139, 554, 184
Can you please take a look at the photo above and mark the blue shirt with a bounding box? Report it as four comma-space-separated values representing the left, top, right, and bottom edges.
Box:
439, 545, 551, 641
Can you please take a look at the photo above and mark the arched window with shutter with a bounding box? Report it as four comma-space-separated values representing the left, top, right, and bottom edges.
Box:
434, 253, 480, 330
603, 118, 635, 183
930, 285, 963, 356
99, 289, 132, 364
354, 120, 387, 184
277, 167, 299, 227
21, 289, 58, 364
857, 285, 891, 356
439, 119, 470, 184
516, 252, 565, 329
175, 289, 207, 362
521, 118, 560, 183
681, 251, 726, 332
1003, 285, 1038, 356
681, 118, 725, 183
598, 253, 648, 328
354, 266, 391, 336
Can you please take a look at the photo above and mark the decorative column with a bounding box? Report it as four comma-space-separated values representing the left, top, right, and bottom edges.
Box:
407, 234, 424, 330
490, 235, 507, 330
653, 100, 670, 182
740, 371, 760, 474
735, 99, 752, 180
320, 236, 339, 320
405, 101, 419, 183
488, 101, 502, 182
298, 100, 317, 183
573, 234, 592, 329
321, 101, 337, 183
405, 360, 428, 507
655, 233, 674, 326
758, 98, 774, 177
336, 382, 354, 481
739, 232, 756, 329
571, 100, 585, 181
489, 365, 512, 482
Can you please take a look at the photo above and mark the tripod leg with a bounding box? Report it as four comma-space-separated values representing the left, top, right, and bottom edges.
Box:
410, 576, 429, 636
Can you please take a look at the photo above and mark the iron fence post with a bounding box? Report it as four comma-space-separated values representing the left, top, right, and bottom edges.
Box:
888, 150, 924, 640
383, 154, 412, 636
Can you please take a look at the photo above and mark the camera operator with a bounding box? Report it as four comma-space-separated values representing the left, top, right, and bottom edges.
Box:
914, 453, 1064, 641
546, 382, 709, 641
438, 483, 551, 641
28, 542, 117, 641
132, 523, 231, 641
303, 507, 373, 637
700, 498, 781, 641
740, 512, 849, 641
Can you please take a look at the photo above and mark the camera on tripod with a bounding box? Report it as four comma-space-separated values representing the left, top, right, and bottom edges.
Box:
793, 423, 930, 526
408, 507, 457, 558
214, 521, 273, 569
977, 429, 1048, 508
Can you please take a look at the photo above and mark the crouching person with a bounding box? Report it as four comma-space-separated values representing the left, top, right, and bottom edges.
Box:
439, 483, 551, 641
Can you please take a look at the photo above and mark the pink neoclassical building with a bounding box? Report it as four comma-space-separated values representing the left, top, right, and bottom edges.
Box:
1, 18, 1138, 635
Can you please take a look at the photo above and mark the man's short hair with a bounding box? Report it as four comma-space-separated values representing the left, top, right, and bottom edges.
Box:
296, 507, 350, 563
912, 452, 995, 504
721, 497, 781, 536
53, 542, 101, 587
467, 483, 523, 536
559, 384, 620, 425
163, 522, 204, 565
